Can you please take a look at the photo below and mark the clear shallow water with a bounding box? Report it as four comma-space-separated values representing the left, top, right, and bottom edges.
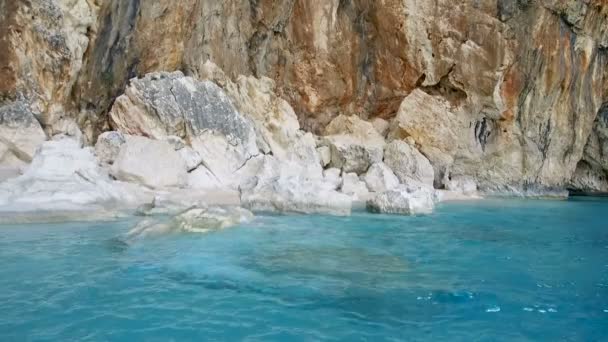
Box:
1, 198, 607, 341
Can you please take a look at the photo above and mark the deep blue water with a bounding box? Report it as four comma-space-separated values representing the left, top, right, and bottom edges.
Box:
1, 198, 607, 341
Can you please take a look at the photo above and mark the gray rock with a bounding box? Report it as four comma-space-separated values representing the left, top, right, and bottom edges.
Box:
324, 115, 385, 175
95, 131, 126, 165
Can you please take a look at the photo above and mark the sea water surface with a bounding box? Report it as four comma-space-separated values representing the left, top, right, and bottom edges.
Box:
1, 198, 607, 341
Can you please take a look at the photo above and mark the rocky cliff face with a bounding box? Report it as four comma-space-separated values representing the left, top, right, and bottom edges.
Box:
1, 0, 607, 193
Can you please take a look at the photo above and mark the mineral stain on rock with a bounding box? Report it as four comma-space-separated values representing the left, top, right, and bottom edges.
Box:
0, 0, 607, 211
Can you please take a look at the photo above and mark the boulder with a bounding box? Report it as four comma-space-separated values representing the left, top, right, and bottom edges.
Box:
0, 101, 47, 169
95, 131, 126, 165
324, 115, 385, 174
367, 184, 437, 216
0, 138, 150, 212
109, 72, 260, 186
111, 136, 188, 189
240, 156, 352, 216
362, 162, 400, 193
384, 140, 435, 187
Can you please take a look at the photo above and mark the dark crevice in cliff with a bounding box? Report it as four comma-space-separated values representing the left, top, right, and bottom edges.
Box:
420, 67, 467, 107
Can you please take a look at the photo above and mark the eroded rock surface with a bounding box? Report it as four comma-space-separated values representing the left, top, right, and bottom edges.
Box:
2, 0, 608, 209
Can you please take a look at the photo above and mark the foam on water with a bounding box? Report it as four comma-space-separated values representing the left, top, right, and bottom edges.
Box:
0, 198, 607, 341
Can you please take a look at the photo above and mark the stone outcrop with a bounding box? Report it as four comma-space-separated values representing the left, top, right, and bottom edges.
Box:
1, 0, 607, 205
0, 138, 150, 212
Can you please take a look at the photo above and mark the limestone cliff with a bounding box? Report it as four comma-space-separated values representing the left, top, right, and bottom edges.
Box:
1, 0, 607, 193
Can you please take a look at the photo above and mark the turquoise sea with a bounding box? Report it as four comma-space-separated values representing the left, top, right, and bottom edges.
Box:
1, 198, 607, 341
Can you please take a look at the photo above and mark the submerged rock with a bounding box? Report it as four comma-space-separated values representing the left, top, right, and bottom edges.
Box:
126, 206, 254, 240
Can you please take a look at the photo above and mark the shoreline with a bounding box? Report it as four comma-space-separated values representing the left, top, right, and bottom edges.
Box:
1, 189, 591, 225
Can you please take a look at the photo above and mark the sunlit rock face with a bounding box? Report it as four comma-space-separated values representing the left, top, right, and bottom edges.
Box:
1, 0, 607, 193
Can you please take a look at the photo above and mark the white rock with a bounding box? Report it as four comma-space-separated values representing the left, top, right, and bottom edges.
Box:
50, 118, 85, 146
178, 147, 203, 171
162, 136, 186, 150
367, 184, 436, 215
317, 146, 331, 167
444, 175, 478, 195
340, 172, 370, 201
95, 131, 126, 165
363, 162, 400, 193
372, 117, 390, 137
0, 101, 47, 169
191, 132, 259, 188
240, 156, 352, 216
187, 166, 222, 190
323, 168, 342, 190
384, 140, 435, 187
111, 135, 188, 189
0, 139, 150, 212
